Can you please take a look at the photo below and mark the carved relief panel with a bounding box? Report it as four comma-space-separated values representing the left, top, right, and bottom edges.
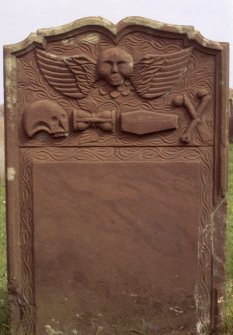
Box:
4, 17, 228, 335
15, 21, 218, 147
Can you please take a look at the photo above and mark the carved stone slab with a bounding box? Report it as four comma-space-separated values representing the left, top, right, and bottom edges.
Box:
4, 17, 229, 335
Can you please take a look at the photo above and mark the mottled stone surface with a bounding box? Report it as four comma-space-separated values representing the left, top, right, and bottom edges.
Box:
4, 17, 229, 335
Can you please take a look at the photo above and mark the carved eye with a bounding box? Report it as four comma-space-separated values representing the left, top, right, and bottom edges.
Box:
117, 61, 126, 65
61, 114, 67, 119
102, 61, 111, 69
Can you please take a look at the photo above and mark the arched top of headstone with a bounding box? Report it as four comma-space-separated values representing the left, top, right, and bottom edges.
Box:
4, 16, 225, 55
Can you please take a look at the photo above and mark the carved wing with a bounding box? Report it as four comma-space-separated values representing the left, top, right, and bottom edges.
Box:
36, 49, 97, 98
130, 47, 192, 99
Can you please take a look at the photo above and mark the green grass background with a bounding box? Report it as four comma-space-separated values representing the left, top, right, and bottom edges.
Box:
0, 145, 232, 334
224, 144, 233, 334
0, 182, 9, 334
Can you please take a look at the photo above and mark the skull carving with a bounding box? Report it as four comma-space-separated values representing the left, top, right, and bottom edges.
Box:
23, 99, 69, 138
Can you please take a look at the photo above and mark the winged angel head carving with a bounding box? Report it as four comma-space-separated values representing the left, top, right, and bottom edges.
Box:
36, 45, 192, 100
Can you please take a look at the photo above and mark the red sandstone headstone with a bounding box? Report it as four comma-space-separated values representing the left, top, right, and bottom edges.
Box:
4, 17, 229, 335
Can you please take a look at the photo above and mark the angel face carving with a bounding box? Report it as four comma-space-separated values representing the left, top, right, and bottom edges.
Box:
36, 46, 192, 100
97, 47, 133, 87
23, 100, 69, 138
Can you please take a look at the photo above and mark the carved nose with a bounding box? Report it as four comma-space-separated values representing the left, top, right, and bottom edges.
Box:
59, 118, 66, 131
112, 62, 118, 73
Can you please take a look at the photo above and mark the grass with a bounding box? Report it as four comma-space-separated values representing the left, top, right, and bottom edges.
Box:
223, 144, 233, 334
0, 183, 10, 335
0, 145, 232, 334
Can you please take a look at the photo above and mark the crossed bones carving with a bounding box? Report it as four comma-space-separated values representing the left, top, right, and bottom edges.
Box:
173, 88, 211, 144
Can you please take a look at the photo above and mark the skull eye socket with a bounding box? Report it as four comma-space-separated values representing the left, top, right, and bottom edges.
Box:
51, 116, 58, 123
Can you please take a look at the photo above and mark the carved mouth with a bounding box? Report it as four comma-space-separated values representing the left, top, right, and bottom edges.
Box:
53, 132, 69, 138
109, 74, 123, 84
111, 74, 121, 79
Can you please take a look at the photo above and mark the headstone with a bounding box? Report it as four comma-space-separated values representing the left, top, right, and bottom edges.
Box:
4, 17, 229, 335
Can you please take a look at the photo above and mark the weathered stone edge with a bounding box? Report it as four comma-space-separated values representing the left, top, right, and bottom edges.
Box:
4, 16, 225, 54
